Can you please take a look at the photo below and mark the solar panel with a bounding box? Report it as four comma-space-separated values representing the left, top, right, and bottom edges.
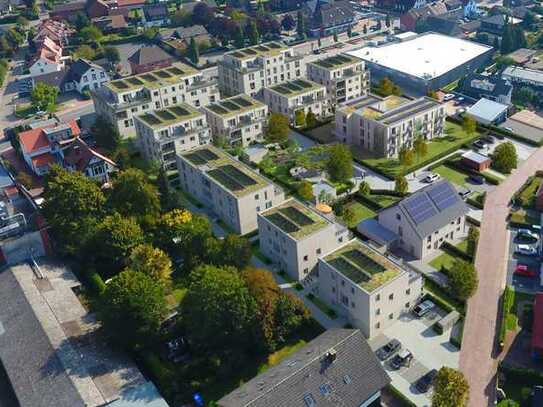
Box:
155, 70, 172, 78
427, 182, 459, 211
403, 194, 437, 225
220, 165, 257, 187
169, 105, 190, 117
167, 67, 185, 75
232, 97, 253, 107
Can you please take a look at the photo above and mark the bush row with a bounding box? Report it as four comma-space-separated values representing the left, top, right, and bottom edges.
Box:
498, 286, 515, 349
369, 189, 408, 198
441, 241, 473, 263
356, 193, 385, 211
424, 278, 466, 315
0, 59, 7, 88
498, 362, 543, 385
445, 159, 500, 185
466, 215, 481, 227
467, 192, 486, 209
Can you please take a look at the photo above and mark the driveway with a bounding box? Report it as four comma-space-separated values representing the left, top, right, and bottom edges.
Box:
460, 145, 543, 407
506, 227, 542, 294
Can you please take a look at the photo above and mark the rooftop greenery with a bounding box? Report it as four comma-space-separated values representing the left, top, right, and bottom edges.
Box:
263, 199, 329, 240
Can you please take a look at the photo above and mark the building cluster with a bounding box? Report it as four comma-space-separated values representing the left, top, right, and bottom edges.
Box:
29, 20, 72, 77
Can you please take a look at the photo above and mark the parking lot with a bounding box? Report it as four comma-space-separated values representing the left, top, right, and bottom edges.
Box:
369, 307, 460, 406
507, 226, 542, 294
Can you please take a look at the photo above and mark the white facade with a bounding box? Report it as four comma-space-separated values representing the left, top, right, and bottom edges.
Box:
29, 57, 65, 77
73, 65, 110, 93
218, 42, 306, 98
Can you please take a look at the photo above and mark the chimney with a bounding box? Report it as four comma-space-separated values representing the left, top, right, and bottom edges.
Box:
326, 349, 337, 363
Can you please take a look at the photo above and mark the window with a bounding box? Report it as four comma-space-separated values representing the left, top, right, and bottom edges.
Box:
341, 294, 349, 307
406, 288, 411, 295
351, 287, 355, 294
396, 213, 401, 221
254, 194, 259, 200
303, 255, 308, 261
376, 308, 381, 315
375, 322, 380, 329
330, 272, 335, 280
405, 302, 410, 308
351, 301, 355, 308
256, 206, 261, 212
341, 280, 345, 287
389, 313, 394, 320
316, 248, 322, 255
376, 294, 380, 301
304, 268, 309, 274
427, 235, 431, 243
389, 293, 394, 300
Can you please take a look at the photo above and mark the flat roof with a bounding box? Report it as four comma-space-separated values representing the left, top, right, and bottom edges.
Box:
137, 103, 202, 128
268, 79, 324, 97
107, 63, 198, 92
204, 94, 265, 118
348, 33, 492, 80
502, 65, 543, 84
467, 97, 508, 121
262, 199, 330, 239
309, 53, 361, 70
227, 41, 288, 60
181, 146, 271, 197
324, 240, 402, 292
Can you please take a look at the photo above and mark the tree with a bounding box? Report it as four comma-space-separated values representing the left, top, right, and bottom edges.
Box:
109, 168, 160, 224
306, 110, 317, 128
394, 175, 408, 194
327, 144, 353, 183
492, 141, 517, 174
294, 109, 306, 127
212, 234, 253, 270
282, 14, 295, 31
192, 2, 213, 26
188, 37, 199, 64
342, 205, 356, 226
74, 12, 89, 30
462, 115, 476, 135
266, 113, 289, 143
413, 135, 428, 162
31, 82, 58, 112
234, 24, 244, 48
296, 10, 306, 39
298, 181, 314, 201
182, 265, 257, 351
103, 46, 120, 65
432, 367, 470, 407
97, 270, 167, 349
16, 16, 29, 27
247, 21, 259, 45
377, 77, 401, 96
398, 146, 414, 168
90, 115, 120, 152
523, 10, 536, 29
80, 25, 102, 44
501, 21, 513, 54
385, 14, 391, 28
42, 165, 105, 256
357, 181, 370, 197
347, 25, 353, 37
495, 55, 515, 69
448, 259, 478, 301
467, 226, 479, 259
273, 292, 310, 344
74, 44, 96, 61
128, 244, 173, 284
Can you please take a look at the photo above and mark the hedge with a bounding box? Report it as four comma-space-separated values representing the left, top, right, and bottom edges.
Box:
86, 271, 106, 295
141, 354, 175, 398
498, 286, 515, 349
101, 34, 144, 45
356, 193, 385, 211
386, 385, 417, 407
369, 188, 408, 197
441, 241, 473, 263
446, 159, 501, 185
498, 362, 543, 385
466, 215, 481, 227
467, 192, 486, 209
424, 278, 466, 315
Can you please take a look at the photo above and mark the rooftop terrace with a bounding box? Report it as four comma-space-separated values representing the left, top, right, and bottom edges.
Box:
324, 240, 401, 292
262, 199, 329, 240
310, 54, 361, 70
107, 63, 198, 92
269, 79, 323, 97
205, 94, 265, 117
137, 104, 202, 128
228, 41, 288, 60
181, 146, 270, 197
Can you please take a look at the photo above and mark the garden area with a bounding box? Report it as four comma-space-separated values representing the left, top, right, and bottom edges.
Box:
429, 239, 471, 272
510, 172, 542, 227
357, 121, 480, 178
433, 164, 469, 187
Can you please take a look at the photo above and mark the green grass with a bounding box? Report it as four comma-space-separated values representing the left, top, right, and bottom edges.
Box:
360, 122, 479, 178
518, 175, 542, 209
370, 194, 401, 208
430, 251, 457, 271
306, 294, 337, 319
340, 201, 376, 227
15, 104, 36, 118
257, 340, 307, 373
510, 209, 540, 226
424, 279, 465, 315
433, 165, 468, 186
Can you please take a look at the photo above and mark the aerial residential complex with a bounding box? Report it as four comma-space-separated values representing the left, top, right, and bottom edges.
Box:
257, 199, 350, 281
218, 42, 306, 98
307, 53, 369, 106
92, 63, 219, 138
203, 94, 268, 147
263, 79, 329, 125
134, 104, 210, 187
177, 146, 285, 234
318, 239, 423, 338
335, 94, 445, 158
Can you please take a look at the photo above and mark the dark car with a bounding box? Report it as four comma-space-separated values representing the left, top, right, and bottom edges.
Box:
473, 140, 488, 150
376, 339, 401, 361
458, 189, 472, 200
469, 174, 484, 185
482, 134, 495, 144
415, 369, 438, 393
390, 349, 413, 370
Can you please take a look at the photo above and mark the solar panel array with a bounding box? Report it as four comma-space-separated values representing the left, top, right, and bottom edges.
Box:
403, 194, 437, 225
184, 148, 219, 165
427, 182, 459, 211
273, 79, 315, 95
208, 164, 258, 192
206, 96, 257, 116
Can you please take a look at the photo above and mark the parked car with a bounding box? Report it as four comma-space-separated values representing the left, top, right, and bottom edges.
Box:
473, 140, 488, 150
515, 244, 538, 257
456, 96, 465, 102
390, 349, 413, 370
376, 339, 401, 361
413, 300, 435, 318
415, 369, 438, 393
517, 229, 539, 243
514, 264, 538, 278
503, 126, 513, 133
482, 134, 495, 144
469, 174, 485, 185
458, 189, 472, 200
493, 132, 505, 140
424, 173, 441, 183
443, 93, 455, 101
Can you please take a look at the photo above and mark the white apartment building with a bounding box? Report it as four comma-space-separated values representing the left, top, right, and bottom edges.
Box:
134, 104, 210, 187
203, 94, 268, 147
177, 146, 285, 234
92, 63, 220, 138
218, 42, 305, 98
335, 94, 445, 158
307, 53, 369, 106
318, 239, 423, 338
257, 199, 350, 281
263, 79, 329, 126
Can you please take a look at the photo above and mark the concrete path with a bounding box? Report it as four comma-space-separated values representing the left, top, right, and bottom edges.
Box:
459, 146, 543, 407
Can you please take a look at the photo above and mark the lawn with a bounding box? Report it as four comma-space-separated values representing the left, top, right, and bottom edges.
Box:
340, 201, 376, 227
517, 175, 543, 209
370, 194, 401, 208
360, 122, 479, 178
433, 165, 468, 186
429, 239, 470, 271
510, 209, 540, 226
15, 103, 36, 118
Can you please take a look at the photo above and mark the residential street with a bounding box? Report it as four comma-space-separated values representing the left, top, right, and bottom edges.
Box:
459, 146, 543, 407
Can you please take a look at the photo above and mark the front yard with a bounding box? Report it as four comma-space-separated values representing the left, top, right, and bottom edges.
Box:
429, 240, 471, 272
338, 200, 376, 227
433, 165, 469, 187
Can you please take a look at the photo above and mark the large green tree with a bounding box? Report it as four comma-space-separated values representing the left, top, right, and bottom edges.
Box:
432, 367, 470, 407
398, 146, 414, 168
80, 25, 102, 43
97, 270, 167, 349
492, 141, 517, 174
327, 144, 353, 183
90, 115, 121, 152
247, 21, 259, 45
467, 226, 479, 260
128, 244, 173, 285
182, 265, 257, 351
103, 46, 120, 65
462, 115, 477, 135
266, 113, 289, 143
298, 181, 314, 201
211, 234, 252, 270
394, 175, 408, 194
42, 165, 105, 256
188, 37, 199, 64
413, 135, 428, 161
448, 259, 478, 301
296, 10, 306, 39
31, 82, 59, 112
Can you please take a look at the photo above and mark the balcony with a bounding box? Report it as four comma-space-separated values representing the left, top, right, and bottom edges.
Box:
188, 79, 219, 92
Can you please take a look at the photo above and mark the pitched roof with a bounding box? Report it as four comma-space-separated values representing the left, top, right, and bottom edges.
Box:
32, 152, 56, 168
312, 0, 354, 29
32, 68, 69, 88
116, 0, 146, 7
91, 14, 128, 30
51, 0, 85, 13
65, 58, 103, 82
18, 120, 81, 154
425, 15, 462, 36
387, 180, 469, 238
462, 73, 512, 99
128, 45, 172, 65
218, 329, 390, 407
171, 25, 209, 40
143, 3, 169, 20
63, 138, 117, 171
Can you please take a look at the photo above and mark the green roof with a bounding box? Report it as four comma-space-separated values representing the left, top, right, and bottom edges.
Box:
181, 146, 270, 197
262, 199, 329, 239
310, 54, 361, 70
107, 63, 198, 92
324, 241, 401, 292
228, 41, 287, 60
137, 104, 202, 128
204, 95, 265, 118
269, 79, 324, 97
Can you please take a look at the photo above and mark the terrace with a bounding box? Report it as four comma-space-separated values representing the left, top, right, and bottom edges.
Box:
107, 63, 197, 92
137, 104, 202, 128
312, 54, 361, 70
228, 42, 287, 59
269, 79, 323, 97
262, 200, 329, 240
324, 241, 401, 292
205, 95, 265, 118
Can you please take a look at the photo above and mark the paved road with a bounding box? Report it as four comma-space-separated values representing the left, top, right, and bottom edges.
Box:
459, 146, 543, 407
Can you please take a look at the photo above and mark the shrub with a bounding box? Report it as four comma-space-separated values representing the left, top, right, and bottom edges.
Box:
86, 270, 106, 295
498, 287, 516, 348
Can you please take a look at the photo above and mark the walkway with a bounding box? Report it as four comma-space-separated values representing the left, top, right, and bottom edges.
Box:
459, 146, 543, 407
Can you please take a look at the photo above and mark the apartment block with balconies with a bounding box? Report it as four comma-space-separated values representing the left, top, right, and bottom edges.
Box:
263, 79, 329, 126
218, 42, 305, 98
134, 104, 210, 187
318, 239, 423, 338
92, 63, 220, 138
307, 53, 369, 107
335, 94, 445, 158
177, 145, 285, 234
257, 199, 350, 282
203, 94, 268, 147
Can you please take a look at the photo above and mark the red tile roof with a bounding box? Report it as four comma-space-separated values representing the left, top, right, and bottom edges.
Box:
64, 138, 116, 172
18, 120, 81, 154
116, 0, 145, 7
532, 292, 543, 352
31, 153, 56, 168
